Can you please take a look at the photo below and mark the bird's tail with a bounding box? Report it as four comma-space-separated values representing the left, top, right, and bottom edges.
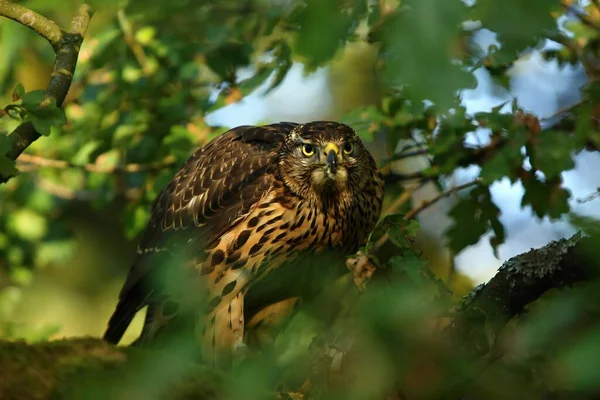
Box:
103, 299, 138, 345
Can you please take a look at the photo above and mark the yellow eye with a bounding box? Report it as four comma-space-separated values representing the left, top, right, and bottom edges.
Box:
302, 144, 315, 157
343, 142, 354, 155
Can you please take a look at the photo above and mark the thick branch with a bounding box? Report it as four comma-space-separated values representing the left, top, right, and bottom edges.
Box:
447, 233, 597, 359
0, 338, 221, 400
0, 0, 63, 50
1, 3, 93, 184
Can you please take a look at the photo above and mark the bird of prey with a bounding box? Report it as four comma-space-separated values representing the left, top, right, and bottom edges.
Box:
103, 121, 384, 367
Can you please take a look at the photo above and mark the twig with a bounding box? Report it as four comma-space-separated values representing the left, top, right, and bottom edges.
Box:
576, 189, 600, 204
17, 153, 177, 174
404, 179, 481, 220
381, 168, 432, 186
378, 148, 430, 167
34, 176, 143, 201
374, 179, 480, 251
0, 0, 62, 50
116, 9, 151, 75
0, 3, 94, 184
545, 32, 579, 55
380, 183, 423, 217
541, 99, 583, 123
561, 1, 600, 32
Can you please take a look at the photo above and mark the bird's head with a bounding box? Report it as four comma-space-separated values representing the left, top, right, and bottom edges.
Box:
278, 121, 377, 199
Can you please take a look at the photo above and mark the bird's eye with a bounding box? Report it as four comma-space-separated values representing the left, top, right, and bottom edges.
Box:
302, 144, 315, 157
343, 142, 354, 155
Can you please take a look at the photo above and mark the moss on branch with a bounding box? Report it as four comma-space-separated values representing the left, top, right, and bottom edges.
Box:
0, 338, 222, 400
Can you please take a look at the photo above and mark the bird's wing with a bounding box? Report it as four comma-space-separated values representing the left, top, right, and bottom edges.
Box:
103, 122, 298, 343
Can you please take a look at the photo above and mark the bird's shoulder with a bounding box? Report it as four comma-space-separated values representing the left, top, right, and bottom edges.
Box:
138, 123, 300, 255
118, 123, 300, 300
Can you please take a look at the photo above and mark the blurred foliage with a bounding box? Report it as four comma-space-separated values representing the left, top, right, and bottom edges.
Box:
2, 0, 600, 398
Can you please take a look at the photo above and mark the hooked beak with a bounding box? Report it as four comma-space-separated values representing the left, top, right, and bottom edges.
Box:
324, 142, 339, 175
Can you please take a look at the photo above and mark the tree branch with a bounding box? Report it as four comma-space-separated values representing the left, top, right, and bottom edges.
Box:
17, 153, 177, 174
373, 179, 481, 251
0, 338, 221, 400
378, 148, 430, 167
0, 0, 63, 50
561, 1, 600, 32
32, 175, 143, 201
404, 179, 481, 220
116, 8, 152, 75
447, 233, 596, 359
0, 3, 93, 184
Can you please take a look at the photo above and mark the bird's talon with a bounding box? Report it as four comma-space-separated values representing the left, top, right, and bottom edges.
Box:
346, 251, 377, 291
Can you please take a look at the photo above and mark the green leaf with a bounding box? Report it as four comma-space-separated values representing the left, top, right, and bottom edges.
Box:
208, 66, 275, 113
95, 149, 121, 170
0, 134, 17, 177
21, 94, 67, 136
530, 131, 576, 178
367, 214, 419, 252
27, 114, 56, 136
388, 218, 419, 250
474, 0, 558, 60
446, 185, 505, 254
35, 240, 75, 268
163, 125, 196, 162
574, 101, 595, 147
558, 325, 600, 390
340, 105, 389, 142
389, 254, 428, 287
569, 213, 600, 238
21, 90, 46, 106
9, 267, 33, 286
265, 42, 292, 94
71, 140, 102, 165
480, 139, 527, 184
7, 209, 48, 241
293, 0, 367, 68
479, 147, 516, 184
378, 0, 475, 109
135, 26, 156, 45
205, 43, 253, 81
521, 173, 570, 219
124, 204, 150, 239
0, 155, 17, 177
11, 83, 24, 101
0, 133, 10, 154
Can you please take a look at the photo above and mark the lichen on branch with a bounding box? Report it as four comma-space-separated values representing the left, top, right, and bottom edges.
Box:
446, 233, 595, 359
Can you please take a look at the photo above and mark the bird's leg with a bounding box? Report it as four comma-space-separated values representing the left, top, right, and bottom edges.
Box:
245, 296, 302, 347
200, 291, 246, 368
